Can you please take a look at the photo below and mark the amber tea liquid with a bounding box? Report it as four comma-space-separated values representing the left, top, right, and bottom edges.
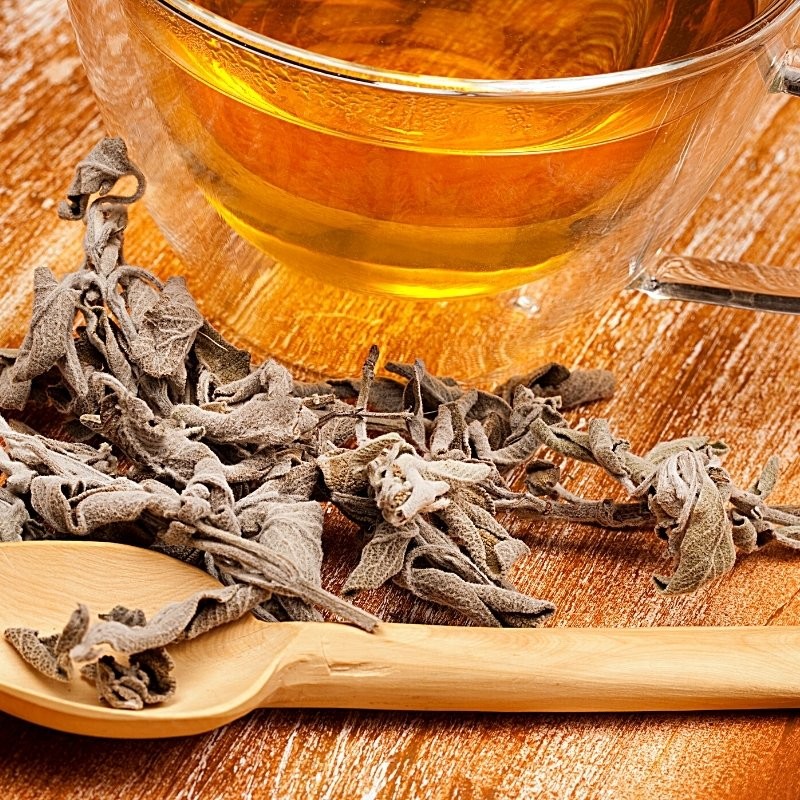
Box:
133, 0, 758, 297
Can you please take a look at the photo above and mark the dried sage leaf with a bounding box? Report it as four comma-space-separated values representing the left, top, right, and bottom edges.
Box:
12, 267, 83, 388
343, 521, 418, 593
0, 486, 29, 541
69, 585, 269, 664
194, 321, 252, 387
251, 499, 327, 622
58, 137, 144, 221
128, 276, 204, 382
396, 543, 554, 628
5, 604, 89, 682
497, 363, 615, 409
637, 451, 736, 594
172, 395, 317, 447
83, 648, 176, 710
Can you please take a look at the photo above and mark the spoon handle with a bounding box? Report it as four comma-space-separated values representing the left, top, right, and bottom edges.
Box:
261, 623, 800, 712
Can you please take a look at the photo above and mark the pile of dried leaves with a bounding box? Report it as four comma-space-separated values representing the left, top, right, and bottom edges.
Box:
3, 139, 800, 710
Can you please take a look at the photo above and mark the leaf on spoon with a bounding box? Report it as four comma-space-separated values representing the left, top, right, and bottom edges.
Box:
4, 604, 90, 682
70, 583, 269, 664
82, 648, 176, 711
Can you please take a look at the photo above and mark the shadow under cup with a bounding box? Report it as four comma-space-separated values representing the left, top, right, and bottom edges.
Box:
68, 0, 800, 381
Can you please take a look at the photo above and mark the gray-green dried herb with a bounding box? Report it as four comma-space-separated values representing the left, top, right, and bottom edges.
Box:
5, 138, 800, 709
5, 605, 89, 682
82, 648, 176, 711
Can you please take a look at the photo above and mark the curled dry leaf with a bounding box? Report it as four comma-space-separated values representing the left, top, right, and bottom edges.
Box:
0, 486, 29, 541
70, 585, 269, 664
128, 276, 204, 383
367, 442, 452, 525
635, 450, 735, 594
172, 395, 319, 447
394, 519, 554, 628
496, 362, 615, 409
5, 604, 89, 682
343, 521, 419, 594
83, 648, 176, 711
57, 137, 144, 221
250, 499, 327, 622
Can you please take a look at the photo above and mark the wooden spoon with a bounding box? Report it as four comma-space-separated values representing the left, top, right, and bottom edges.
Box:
2, 540, 800, 738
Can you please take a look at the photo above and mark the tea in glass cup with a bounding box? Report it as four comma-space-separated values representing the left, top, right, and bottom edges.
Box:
119, 0, 763, 299
68, 0, 800, 377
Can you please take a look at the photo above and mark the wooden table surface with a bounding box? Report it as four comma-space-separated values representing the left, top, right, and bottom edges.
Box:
4, 1, 800, 798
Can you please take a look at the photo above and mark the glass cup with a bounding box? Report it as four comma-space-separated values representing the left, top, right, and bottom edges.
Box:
67, 0, 800, 381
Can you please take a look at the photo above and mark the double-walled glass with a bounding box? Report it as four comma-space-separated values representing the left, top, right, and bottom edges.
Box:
68, 0, 800, 379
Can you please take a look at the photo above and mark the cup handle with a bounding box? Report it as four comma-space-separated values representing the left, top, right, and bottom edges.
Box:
630, 52, 800, 314
631, 254, 800, 313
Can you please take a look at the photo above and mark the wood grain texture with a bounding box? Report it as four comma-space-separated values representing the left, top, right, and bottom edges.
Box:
3, 0, 800, 797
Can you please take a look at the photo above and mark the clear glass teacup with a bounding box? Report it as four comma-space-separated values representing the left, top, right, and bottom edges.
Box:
67, 0, 800, 380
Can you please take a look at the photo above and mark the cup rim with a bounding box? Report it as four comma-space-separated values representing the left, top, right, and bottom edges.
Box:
155, 0, 800, 95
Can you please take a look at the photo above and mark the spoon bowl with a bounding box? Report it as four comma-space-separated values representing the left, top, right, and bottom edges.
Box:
0, 540, 299, 737
3, 540, 800, 739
